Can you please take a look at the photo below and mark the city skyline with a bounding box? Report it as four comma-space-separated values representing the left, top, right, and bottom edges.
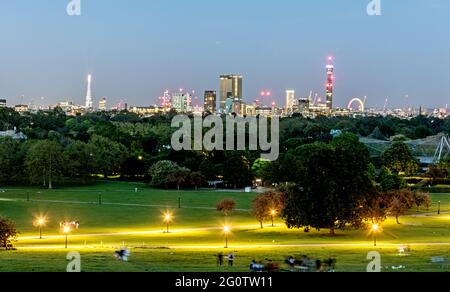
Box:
0, 0, 449, 108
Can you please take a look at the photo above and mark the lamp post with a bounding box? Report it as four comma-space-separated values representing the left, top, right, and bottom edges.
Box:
270, 210, 277, 227
438, 201, 441, 215
224, 226, 230, 248
36, 217, 46, 239
63, 225, 71, 249
164, 213, 173, 233
372, 224, 379, 247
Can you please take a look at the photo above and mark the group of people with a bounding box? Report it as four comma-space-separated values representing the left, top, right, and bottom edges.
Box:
215, 253, 336, 272
285, 255, 337, 272
216, 253, 235, 267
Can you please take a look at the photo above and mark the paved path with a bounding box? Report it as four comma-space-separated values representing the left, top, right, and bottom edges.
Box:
16, 242, 450, 250
17, 224, 260, 241
0, 197, 251, 212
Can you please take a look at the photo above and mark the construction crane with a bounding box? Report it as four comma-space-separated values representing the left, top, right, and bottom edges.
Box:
308, 91, 313, 103
313, 93, 319, 106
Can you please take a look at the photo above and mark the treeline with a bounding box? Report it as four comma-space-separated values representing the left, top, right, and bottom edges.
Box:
0, 107, 449, 189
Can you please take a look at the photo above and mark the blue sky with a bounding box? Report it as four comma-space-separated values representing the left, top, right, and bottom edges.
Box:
0, 0, 449, 108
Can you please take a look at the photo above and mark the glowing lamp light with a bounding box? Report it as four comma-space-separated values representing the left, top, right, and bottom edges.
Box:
37, 218, 46, 226
35, 216, 47, 239
163, 212, 173, 233
372, 224, 379, 232
164, 213, 172, 222
63, 226, 71, 234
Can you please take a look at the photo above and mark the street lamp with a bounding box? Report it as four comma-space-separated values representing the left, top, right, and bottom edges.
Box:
438, 201, 441, 215
224, 226, 231, 248
372, 224, 380, 247
35, 217, 47, 239
63, 225, 71, 249
163, 212, 173, 233
270, 210, 277, 227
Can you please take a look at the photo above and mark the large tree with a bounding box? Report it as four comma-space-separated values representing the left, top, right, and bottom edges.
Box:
88, 135, 128, 178
64, 141, 97, 183
25, 140, 65, 189
381, 142, 419, 175
167, 167, 191, 191
252, 191, 285, 228
387, 189, 415, 224
282, 134, 378, 235
189, 172, 206, 190
0, 138, 24, 183
223, 154, 253, 189
148, 160, 190, 188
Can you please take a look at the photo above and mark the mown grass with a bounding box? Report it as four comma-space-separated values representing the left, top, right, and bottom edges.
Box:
0, 181, 449, 272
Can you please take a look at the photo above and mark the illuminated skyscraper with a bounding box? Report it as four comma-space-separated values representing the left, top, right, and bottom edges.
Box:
325, 57, 334, 110
285, 90, 295, 113
204, 90, 217, 113
98, 97, 107, 111
85, 74, 93, 110
219, 75, 243, 111
172, 91, 192, 113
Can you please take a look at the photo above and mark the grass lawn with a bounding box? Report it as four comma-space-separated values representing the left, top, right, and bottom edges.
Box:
1, 181, 449, 272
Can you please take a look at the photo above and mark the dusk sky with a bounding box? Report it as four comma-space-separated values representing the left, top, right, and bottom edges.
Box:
0, 0, 449, 109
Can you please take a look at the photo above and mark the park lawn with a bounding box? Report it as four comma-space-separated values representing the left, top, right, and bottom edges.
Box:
0, 181, 255, 209
1, 200, 449, 248
1, 245, 449, 272
1, 181, 450, 272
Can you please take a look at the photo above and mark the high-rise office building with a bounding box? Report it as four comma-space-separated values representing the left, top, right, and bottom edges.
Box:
0, 99, 6, 108
285, 90, 295, 113
325, 57, 334, 110
219, 75, 243, 111
204, 90, 217, 113
172, 92, 192, 113
85, 74, 93, 110
98, 97, 107, 111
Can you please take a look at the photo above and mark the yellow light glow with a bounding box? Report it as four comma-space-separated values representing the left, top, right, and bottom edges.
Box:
164, 213, 173, 222
372, 224, 379, 232
270, 210, 277, 216
35, 216, 47, 227
223, 226, 230, 233
63, 226, 71, 234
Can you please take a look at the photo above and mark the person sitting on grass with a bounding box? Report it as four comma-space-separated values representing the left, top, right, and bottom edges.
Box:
250, 260, 265, 272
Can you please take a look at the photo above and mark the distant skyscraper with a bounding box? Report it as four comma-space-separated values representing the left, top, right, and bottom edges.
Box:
219, 75, 243, 111
172, 91, 192, 113
285, 90, 295, 112
325, 57, 334, 110
0, 99, 6, 108
204, 90, 217, 113
85, 74, 93, 110
98, 97, 107, 111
